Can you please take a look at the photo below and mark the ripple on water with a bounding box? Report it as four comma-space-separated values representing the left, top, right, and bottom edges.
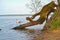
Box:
0, 16, 44, 40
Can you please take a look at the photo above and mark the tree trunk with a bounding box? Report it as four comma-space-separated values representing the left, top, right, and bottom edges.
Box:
13, 1, 57, 30
13, 18, 45, 29
42, 0, 60, 31
57, 0, 60, 7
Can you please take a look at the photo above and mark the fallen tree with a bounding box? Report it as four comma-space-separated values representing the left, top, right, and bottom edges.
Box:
13, 1, 57, 29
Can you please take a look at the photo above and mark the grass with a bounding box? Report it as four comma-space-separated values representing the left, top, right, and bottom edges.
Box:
50, 17, 60, 30
50, 8, 60, 30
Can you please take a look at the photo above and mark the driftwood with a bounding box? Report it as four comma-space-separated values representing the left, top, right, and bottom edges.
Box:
13, 1, 57, 29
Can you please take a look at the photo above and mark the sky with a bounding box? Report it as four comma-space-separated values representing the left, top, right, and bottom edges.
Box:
0, 0, 57, 15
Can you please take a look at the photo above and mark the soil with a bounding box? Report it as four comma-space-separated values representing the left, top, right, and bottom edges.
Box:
33, 27, 60, 40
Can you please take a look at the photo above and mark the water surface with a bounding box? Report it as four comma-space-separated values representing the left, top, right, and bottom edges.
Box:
0, 16, 45, 40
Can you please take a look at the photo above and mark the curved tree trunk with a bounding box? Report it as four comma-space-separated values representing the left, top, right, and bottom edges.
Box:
13, 1, 57, 30
42, 0, 60, 31
13, 18, 45, 29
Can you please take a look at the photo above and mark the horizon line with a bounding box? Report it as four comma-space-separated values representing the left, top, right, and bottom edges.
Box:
0, 14, 32, 16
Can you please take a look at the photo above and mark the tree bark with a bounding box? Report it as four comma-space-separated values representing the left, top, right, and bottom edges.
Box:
57, 0, 60, 7
13, 18, 45, 29
13, 1, 57, 30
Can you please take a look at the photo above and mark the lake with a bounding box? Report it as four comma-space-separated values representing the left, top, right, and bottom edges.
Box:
0, 16, 45, 40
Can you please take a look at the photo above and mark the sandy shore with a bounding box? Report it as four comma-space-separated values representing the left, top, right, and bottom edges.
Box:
33, 27, 60, 40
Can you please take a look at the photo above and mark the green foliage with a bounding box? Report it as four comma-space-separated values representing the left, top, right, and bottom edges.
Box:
50, 8, 60, 30
50, 17, 60, 30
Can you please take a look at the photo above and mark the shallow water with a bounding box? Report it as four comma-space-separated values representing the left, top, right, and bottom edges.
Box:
0, 16, 45, 40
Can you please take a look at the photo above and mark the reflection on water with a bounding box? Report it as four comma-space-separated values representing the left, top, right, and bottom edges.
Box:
0, 16, 45, 40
